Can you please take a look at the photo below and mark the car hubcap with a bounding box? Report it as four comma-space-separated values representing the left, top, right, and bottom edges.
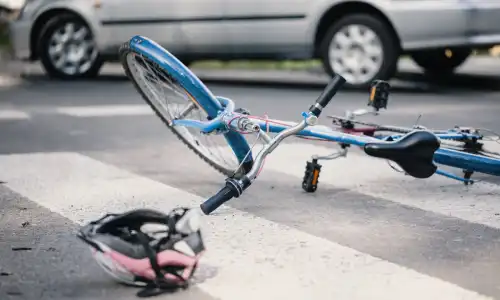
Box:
47, 22, 98, 75
328, 24, 383, 85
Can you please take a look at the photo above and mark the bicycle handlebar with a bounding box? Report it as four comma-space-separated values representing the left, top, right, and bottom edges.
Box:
309, 74, 346, 117
200, 74, 346, 215
200, 178, 249, 214
199, 185, 234, 214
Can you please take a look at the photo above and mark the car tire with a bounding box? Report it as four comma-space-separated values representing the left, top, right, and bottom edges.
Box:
37, 13, 103, 80
410, 48, 472, 75
319, 14, 400, 89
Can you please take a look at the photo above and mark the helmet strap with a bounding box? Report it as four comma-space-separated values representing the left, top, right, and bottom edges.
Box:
134, 231, 189, 298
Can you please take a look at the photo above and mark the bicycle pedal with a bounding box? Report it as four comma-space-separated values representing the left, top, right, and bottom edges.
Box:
302, 159, 322, 193
367, 80, 390, 111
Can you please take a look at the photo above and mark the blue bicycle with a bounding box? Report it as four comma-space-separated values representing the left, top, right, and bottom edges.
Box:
297, 83, 500, 192
119, 35, 500, 215
318, 105, 500, 188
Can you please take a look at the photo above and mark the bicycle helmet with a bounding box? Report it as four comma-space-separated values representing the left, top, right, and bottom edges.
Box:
77, 207, 205, 297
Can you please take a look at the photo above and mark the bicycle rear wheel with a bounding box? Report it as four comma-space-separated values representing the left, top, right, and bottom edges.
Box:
119, 36, 253, 177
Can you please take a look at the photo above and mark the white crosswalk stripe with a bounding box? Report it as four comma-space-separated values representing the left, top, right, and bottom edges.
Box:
265, 143, 500, 229
0, 150, 497, 300
0, 109, 31, 120
55, 105, 154, 117
2, 103, 500, 299
8, 103, 192, 118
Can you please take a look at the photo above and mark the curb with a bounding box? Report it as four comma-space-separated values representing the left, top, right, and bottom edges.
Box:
0, 56, 498, 91
0, 55, 23, 88
0, 74, 21, 88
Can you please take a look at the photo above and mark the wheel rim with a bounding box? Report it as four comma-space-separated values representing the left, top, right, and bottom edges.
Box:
125, 52, 242, 173
47, 22, 98, 75
328, 24, 384, 85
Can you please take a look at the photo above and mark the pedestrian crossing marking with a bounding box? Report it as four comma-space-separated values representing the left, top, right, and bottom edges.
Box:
55, 104, 154, 117
264, 143, 500, 229
0, 109, 31, 121
0, 151, 493, 300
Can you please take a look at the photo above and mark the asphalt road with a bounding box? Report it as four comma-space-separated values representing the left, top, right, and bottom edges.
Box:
1, 66, 500, 300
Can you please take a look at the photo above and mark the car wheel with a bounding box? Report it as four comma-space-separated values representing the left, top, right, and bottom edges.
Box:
319, 14, 400, 89
410, 48, 472, 75
38, 14, 103, 79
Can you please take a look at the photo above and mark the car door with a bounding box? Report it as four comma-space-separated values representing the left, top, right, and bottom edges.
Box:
386, 0, 470, 49
464, 0, 500, 37
95, 0, 226, 56
175, 0, 230, 56
222, 0, 310, 57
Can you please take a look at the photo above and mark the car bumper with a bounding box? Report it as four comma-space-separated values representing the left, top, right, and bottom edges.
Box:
8, 19, 32, 61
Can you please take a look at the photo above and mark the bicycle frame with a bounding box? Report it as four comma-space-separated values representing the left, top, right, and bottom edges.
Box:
172, 96, 383, 151
325, 108, 500, 182
123, 34, 496, 216
173, 97, 500, 186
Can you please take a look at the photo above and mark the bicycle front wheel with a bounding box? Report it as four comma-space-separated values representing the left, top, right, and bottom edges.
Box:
119, 37, 253, 177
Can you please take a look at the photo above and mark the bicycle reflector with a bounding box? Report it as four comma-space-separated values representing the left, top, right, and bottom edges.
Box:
367, 80, 390, 111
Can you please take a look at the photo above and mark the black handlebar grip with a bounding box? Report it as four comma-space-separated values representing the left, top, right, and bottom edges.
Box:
309, 74, 346, 117
200, 182, 239, 215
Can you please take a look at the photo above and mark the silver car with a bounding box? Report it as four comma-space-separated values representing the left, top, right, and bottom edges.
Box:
7, 0, 500, 88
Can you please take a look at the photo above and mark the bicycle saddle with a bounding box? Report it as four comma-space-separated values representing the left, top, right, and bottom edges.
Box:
363, 130, 440, 178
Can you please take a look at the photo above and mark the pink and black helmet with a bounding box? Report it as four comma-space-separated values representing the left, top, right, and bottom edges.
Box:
77, 207, 205, 297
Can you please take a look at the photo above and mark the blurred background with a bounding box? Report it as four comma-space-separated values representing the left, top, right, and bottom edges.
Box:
1, 0, 500, 134
1, 0, 500, 87
2, 1, 500, 300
